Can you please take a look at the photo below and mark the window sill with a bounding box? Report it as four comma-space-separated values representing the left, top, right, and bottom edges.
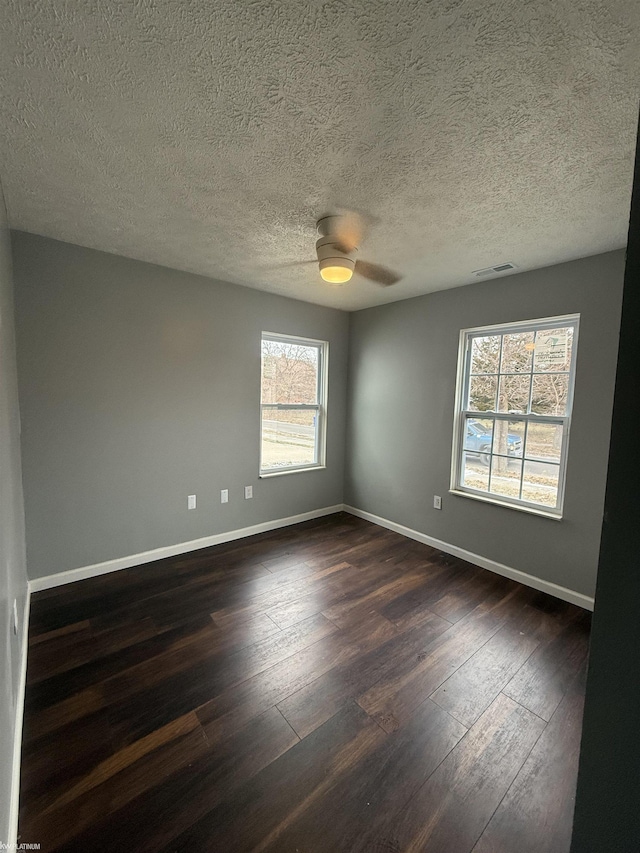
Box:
448, 488, 563, 520
260, 465, 326, 479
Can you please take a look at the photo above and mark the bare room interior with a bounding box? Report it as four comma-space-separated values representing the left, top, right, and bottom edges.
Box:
1, 2, 640, 852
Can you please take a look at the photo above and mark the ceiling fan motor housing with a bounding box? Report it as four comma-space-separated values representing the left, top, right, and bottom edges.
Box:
314, 214, 401, 287
316, 234, 357, 276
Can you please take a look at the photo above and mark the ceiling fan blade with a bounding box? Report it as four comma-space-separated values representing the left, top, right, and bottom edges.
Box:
355, 260, 402, 286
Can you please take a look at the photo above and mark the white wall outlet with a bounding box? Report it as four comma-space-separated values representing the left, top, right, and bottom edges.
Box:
188, 494, 196, 510
244, 485, 253, 500
221, 489, 229, 504
433, 495, 442, 510
12, 599, 18, 635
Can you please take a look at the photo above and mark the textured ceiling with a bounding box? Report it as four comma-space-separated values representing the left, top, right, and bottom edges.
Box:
1, 0, 639, 311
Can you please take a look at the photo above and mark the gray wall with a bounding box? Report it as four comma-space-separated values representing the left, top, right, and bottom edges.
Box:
0, 186, 28, 842
9, 231, 624, 600
12, 233, 349, 579
345, 251, 625, 598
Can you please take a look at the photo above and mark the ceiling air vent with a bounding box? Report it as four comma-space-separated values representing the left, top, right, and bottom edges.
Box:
472, 262, 517, 277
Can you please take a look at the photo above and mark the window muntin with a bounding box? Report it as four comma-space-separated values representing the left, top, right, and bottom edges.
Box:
452, 316, 579, 516
260, 333, 327, 475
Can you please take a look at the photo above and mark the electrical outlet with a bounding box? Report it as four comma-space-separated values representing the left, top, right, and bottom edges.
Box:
433, 495, 442, 510
221, 489, 229, 504
244, 485, 253, 500
188, 494, 196, 510
12, 599, 18, 635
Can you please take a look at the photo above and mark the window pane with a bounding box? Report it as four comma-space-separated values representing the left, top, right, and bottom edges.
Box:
489, 456, 522, 499
522, 460, 560, 507
261, 409, 318, 470
531, 373, 569, 415
501, 332, 534, 373
468, 375, 497, 411
456, 319, 576, 515
470, 335, 500, 374
492, 419, 524, 458
533, 327, 573, 373
463, 417, 493, 461
497, 374, 530, 414
461, 452, 489, 491
261, 339, 319, 404
525, 423, 563, 463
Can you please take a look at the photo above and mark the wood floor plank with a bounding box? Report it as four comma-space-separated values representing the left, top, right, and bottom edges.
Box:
28, 557, 273, 635
357, 590, 522, 732
90, 566, 275, 633
26, 685, 105, 742
503, 611, 590, 720
106, 612, 338, 746
52, 705, 298, 853
371, 693, 546, 853
27, 617, 159, 685
321, 566, 433, 628
260, 698, 467, 853
161, 703, 386, 853
208, 559, 362, 628
430, 604, 554, 727
278, 610, 451, 739
102, 610, 282, 702
379, 560, 467, 627
328, 608, 398, 651
68, 726, 210, 847
20, 710, 115, 801
19, 512, 589, 853
28, 620, 91, 647
472, 664, 587, 853
196, 630, 361, 745
26, 623, 95, 684
425, 566, 490, 620
44, 711, 203, 811
23, 615, 217, 721
21, 713, 209, 850
25, 609, 290, 746
263, 564, 359, 628
302, 526, 410, 573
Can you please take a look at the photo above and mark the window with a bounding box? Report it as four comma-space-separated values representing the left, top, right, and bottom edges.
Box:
260, 332, 328, 475
451, 315, 579, 517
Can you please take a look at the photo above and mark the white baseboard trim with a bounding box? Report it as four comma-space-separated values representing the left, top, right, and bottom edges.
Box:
29, 504, 345, 592
29, 501, 596, 606
8, 589, 31, 848
344, 505, 594, 611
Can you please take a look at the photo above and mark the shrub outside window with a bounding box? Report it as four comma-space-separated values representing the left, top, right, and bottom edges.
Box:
451, 315, 579, 517
260, 332, 328, 476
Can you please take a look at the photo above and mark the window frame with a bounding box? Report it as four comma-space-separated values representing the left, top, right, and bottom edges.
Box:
450, 314, 580, 518
259, 331, 329, 477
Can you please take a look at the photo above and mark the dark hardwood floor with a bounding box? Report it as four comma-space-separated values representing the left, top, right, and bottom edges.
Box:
19, 512, 590, 852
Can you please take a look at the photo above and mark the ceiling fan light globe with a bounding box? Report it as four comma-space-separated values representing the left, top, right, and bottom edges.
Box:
320, 266, 353, 284
319, 257, 355, 284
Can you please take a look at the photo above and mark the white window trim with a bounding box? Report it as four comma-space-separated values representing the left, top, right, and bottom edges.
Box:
259, 332, 329, 477
450, 313, 580, 518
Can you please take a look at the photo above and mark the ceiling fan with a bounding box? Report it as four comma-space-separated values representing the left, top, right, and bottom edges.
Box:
268, 213, 402, 287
